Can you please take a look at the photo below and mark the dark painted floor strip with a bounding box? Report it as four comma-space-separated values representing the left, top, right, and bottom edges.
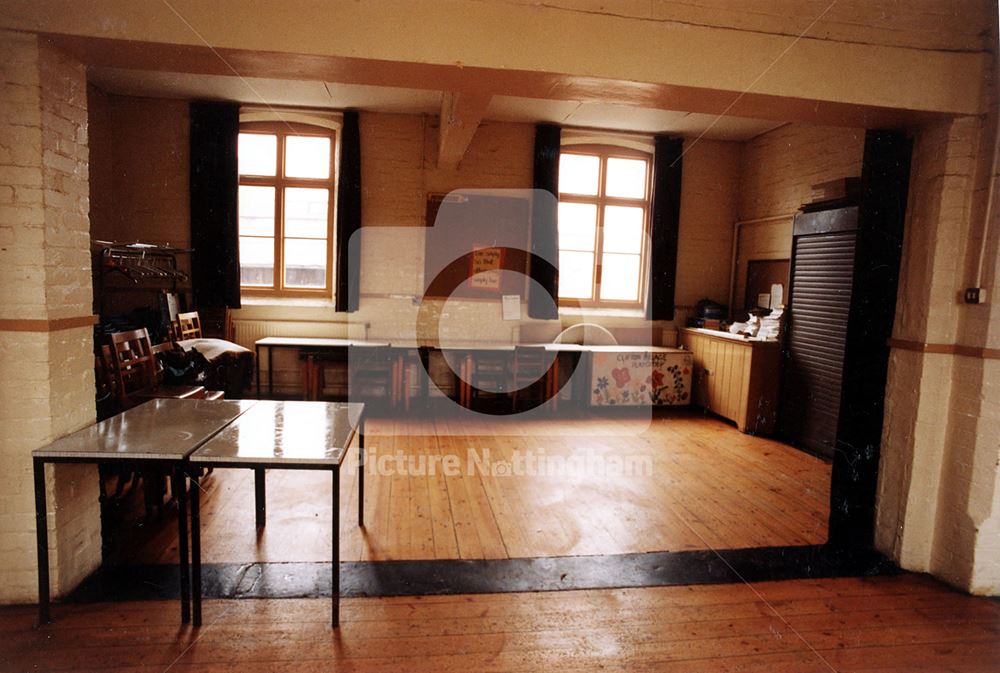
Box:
67, 545, 899, 603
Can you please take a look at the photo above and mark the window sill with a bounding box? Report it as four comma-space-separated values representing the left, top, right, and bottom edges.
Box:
240, 296, 336, 309
558, 306, 647, 319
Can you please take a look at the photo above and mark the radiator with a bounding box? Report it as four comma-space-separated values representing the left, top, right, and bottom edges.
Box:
231, 320, 355, 351
231, 320, 272, 351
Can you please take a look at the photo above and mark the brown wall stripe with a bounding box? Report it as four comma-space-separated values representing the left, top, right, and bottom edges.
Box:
888, 338, 1000, 360
0, 315, 98, 332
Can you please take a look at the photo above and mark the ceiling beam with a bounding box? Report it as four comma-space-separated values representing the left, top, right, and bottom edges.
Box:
43, 34, 952, 129
437, 91, 492, 170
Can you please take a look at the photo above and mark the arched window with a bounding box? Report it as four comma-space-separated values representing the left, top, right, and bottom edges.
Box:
237, 121, 337, 296
557, 144, 652, 308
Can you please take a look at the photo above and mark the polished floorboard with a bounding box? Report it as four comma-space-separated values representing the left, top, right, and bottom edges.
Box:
3, 575, 998, 672
126, 409, 831, 564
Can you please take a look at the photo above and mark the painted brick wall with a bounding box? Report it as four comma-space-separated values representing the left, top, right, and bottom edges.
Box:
732, 123, 865, 311
0, 32, 99, 602
356, 113, 535, 350
738, 123, 866, 223
875, 111, 1000, 595
675, 138, 740, 316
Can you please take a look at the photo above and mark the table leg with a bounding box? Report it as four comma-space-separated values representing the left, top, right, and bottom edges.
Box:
33, 458, 50, 626
190, 470, 202, 627
418, 348, 431, 408
255, 344, 262, 399
551, 355, 560, 412
391, 357, 399, 408
255, 468, 266, 528
358, 417, 365, 527
332, 465, 340, 627
268, 346, 274, 398
405, 363, 413, 412
172, 466, 191, 624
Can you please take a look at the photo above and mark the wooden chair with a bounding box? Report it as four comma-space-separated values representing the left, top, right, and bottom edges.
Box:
108, 328, 207, 409
348, 345, 394, 408
102, 329, 212, 521
465, 351, 511, 409
173, 310, 251, 397
176, 311, 202, 340
511, 345, 549, 410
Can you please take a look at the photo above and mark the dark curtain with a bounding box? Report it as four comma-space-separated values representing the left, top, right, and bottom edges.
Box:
335, 109, 362, 312
529, 124, 560, 319
190, 101, 241, 309
646, 136, 684, 320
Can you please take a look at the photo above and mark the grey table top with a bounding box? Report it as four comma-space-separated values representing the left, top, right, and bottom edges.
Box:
32, 399, 258, 461
190, 401, 364, 467
255, 337, 389, 348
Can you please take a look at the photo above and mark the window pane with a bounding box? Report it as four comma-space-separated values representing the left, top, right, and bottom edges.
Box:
558, 250, 595, 299
238, 186, 275, 236
284, 187, 329, 238
558, 202, 597, 251
605, 157, 647, 198
603, 205, 644, 254
238, 133, 276, 176
558, 154, 599, 196
599, 253, 641, 301
240, 237, 274, 286
285, 135, 331, 179
284, 238, 328, 288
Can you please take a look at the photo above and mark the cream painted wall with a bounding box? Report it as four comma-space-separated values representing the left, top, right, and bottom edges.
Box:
0, 31, 100, 603
731, 123, 865, 312
876, 111, 1000, 595
675, 138, 741, 320
87, 87, 191, 316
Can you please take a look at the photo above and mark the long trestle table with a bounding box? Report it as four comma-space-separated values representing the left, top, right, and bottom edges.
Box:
254, 336, 691, 411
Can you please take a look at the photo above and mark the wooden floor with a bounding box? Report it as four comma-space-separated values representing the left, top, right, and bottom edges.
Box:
2, 575, 998, 672
129, 410, 831, 564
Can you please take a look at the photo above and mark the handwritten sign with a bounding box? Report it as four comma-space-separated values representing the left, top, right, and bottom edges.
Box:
468, 246, 504, 290
591, 351, 693, 406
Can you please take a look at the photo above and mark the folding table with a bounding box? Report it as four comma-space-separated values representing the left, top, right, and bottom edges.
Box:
187, 400, 365, 627
31, 398, 257, 625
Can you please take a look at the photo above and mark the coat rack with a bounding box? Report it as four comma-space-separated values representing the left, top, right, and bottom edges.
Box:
94, 241, 193, 317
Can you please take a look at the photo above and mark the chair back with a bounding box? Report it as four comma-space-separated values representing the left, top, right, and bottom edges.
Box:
109, 328, 158, 398
176, 311, 203, 340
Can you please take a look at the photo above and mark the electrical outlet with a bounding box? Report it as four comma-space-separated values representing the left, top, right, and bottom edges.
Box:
964, 287, 987, 304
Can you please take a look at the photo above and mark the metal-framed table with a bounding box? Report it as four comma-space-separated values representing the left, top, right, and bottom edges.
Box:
254, 337, 389, 399
187, 400, 365, 627
31, 398, 257, 625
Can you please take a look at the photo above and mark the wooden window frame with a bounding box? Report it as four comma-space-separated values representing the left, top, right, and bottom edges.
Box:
557, 144, 652, 310
238, 121, 337, 298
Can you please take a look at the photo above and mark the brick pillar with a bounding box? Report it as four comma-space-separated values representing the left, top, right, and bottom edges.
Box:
0, 31, 100, 602
876, 112, 1000, 595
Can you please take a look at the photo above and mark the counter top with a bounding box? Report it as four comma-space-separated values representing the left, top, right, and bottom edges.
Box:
681, 327, 780, 345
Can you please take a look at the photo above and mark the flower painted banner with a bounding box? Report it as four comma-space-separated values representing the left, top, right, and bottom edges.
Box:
591, 351, 692, 406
